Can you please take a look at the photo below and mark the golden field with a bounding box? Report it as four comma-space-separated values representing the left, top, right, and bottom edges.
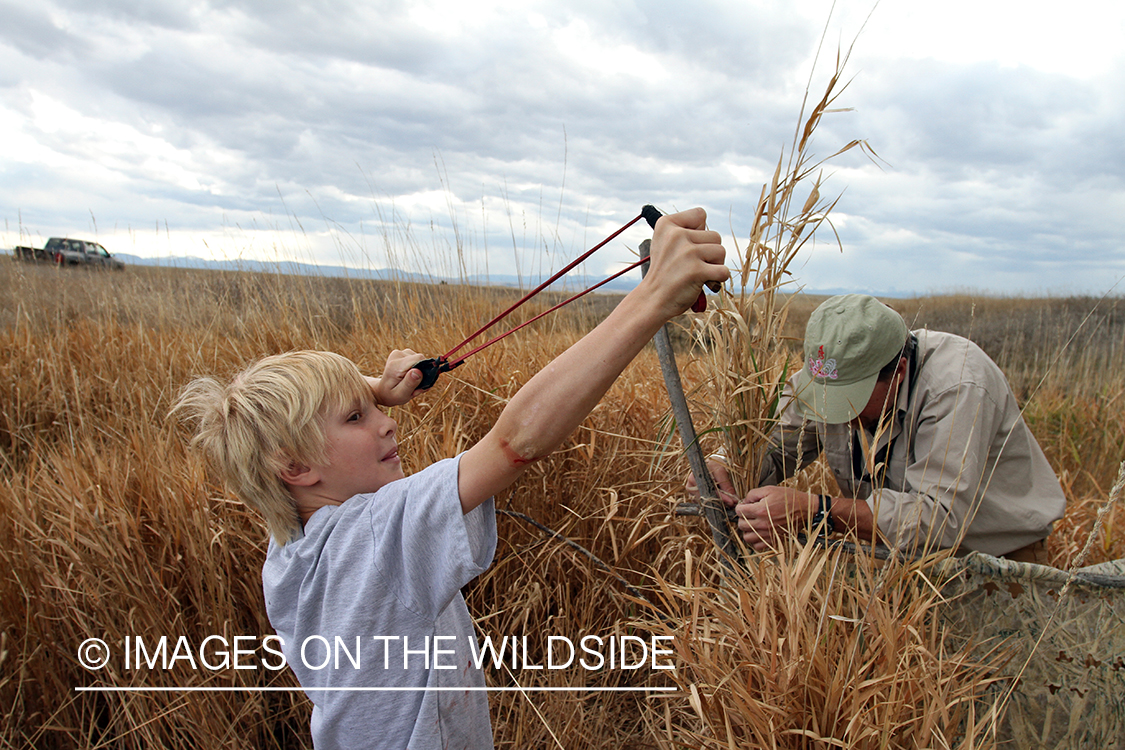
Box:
1, 258, 1123, 749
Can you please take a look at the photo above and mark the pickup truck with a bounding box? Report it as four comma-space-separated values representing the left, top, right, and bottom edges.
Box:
12, 238, 125, 269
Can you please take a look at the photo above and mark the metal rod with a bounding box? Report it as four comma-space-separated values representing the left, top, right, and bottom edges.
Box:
641, 240, 740, 570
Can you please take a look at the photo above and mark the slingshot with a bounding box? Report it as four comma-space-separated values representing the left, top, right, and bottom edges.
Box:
411, 204, 720, 390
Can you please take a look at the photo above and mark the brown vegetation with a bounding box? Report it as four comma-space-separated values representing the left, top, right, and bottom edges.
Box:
1, 257, 1122, 748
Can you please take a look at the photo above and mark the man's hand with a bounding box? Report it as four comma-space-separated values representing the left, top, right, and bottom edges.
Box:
367, 349, 425, 406
734, 486, 818, 552
684, 459, 739, 507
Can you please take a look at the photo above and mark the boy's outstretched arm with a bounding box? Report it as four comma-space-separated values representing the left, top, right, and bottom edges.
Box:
458, 207, 728, 513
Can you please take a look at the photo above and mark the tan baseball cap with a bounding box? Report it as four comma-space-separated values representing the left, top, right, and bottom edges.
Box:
792, 294, 909, 424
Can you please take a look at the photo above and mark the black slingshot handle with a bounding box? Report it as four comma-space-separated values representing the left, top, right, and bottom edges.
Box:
412, 358, 448, 391
641, 204, 664, 229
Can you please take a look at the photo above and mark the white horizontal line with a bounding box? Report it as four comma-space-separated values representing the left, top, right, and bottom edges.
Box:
75, 686, 678, 693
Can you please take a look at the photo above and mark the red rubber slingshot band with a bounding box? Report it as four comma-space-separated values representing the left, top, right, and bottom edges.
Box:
412, 205, 705, 389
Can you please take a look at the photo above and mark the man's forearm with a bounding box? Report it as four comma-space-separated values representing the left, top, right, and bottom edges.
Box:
826, 495, 878, 544
758, 418, 823, 487
735, 486, 879, 551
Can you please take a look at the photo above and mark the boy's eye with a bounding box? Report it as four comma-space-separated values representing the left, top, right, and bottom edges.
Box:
347, 410, 362, 423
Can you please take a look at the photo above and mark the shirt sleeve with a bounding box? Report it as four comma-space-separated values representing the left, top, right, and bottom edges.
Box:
757, 382, 824, 487
367, 455, 497, 622
869, 380, 1004, 553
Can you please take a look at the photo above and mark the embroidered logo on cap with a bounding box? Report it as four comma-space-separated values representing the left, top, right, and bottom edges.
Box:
808, 344, 838, 380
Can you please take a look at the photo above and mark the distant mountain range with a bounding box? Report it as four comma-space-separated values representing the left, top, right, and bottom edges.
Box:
112, 253, 643, 294
109, 253, 894, 298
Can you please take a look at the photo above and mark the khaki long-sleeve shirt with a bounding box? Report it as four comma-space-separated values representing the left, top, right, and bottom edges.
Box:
760, 330, 1065, 557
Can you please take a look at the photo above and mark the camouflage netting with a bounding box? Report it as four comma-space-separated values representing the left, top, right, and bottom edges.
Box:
936, 553, 1125, 748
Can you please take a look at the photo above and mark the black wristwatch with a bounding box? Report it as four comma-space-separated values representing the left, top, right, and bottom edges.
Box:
811, 494, 835, 536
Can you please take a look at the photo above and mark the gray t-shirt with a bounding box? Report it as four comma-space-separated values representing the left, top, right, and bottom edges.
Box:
263, 455, 497, 749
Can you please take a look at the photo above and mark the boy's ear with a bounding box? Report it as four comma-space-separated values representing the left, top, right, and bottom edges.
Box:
279, 458, 318, 487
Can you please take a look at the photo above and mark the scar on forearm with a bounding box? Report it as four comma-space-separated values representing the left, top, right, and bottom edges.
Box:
499, 438, 544, 467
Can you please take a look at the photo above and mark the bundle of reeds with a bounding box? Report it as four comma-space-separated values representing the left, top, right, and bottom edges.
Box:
626, 45, 1013, 748
691, 47, 875, 500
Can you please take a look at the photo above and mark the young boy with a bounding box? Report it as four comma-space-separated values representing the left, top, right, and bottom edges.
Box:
175, 208, 727, 749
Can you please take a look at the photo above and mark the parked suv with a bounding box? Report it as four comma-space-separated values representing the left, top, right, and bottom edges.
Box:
13, 238, 126, 269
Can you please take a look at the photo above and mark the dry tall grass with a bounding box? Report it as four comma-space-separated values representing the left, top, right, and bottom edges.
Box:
2, 257, 1122, 749
6, 39, 1123, 741
688, 43, 878, 500
0, 259, 677, 749
639, 48, 1037, 747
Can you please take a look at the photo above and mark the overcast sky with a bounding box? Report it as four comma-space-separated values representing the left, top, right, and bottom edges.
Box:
3, 0, 1123, 296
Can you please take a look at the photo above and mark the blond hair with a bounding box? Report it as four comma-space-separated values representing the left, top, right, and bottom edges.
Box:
173, 351, 372, 544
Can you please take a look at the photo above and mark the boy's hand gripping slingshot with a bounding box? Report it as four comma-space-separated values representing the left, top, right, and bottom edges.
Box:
411, 205, 722, 390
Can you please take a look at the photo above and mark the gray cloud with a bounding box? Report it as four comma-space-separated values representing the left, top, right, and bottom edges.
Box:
1, 0, 1122, 293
